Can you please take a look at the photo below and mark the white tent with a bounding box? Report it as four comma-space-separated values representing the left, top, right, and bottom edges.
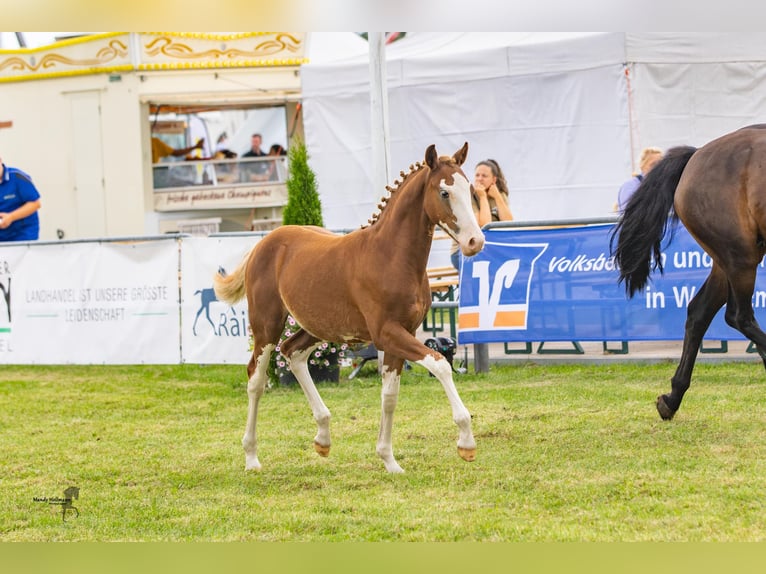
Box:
625, 33, 766, 150
301, 32, 766, 229
302, 32, 630, 228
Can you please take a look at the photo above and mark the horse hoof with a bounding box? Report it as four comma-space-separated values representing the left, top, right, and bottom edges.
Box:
458, 447, 476, 462
656, 395, 676, 421
314, 441, 331, 457
244, 455, 262, 472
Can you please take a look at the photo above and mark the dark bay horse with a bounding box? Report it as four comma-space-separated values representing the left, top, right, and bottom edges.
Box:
612, 124, 766, 420
214, 143, 484, 473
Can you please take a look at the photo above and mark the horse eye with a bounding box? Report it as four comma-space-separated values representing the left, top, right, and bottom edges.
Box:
439, 188, 449, 199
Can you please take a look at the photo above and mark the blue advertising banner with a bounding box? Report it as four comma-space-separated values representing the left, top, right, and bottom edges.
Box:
457, 223, 766, 345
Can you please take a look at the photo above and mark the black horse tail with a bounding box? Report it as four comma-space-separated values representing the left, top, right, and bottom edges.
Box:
610, 145, 698, 297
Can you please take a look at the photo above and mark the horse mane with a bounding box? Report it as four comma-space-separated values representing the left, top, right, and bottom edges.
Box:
361, 161, 425, 229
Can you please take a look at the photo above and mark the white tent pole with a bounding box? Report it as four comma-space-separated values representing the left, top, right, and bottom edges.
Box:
368, 32, 391, 370
368, 32, 391, 200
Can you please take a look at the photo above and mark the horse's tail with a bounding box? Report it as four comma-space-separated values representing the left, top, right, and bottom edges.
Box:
213, 249, 251, 304
610, 145, 698, 297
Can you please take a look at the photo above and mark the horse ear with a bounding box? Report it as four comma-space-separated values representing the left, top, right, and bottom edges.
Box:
453, 142, 469, 166
425, 144, 438, 169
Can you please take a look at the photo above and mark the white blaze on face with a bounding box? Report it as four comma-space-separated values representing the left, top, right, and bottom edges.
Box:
439, 172, 485, 256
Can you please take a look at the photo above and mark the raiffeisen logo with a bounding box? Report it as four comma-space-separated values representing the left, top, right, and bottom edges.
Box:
458, 242, 548, 332
191, 266, 248, 338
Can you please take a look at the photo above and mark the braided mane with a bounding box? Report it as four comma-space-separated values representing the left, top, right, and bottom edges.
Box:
361, 161, 425, 229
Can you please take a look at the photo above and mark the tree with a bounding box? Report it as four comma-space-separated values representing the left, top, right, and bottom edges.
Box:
282, 139, 324, 226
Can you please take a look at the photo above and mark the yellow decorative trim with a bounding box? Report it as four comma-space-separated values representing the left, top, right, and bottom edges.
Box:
0, 40, 128, 73
146, 32, 275, 41
136, 58, 308, 71
0, 32, 306, 83
144, 33, 302, 61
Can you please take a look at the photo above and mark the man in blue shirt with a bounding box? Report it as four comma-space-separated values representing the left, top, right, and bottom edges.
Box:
0, 157, 42, 242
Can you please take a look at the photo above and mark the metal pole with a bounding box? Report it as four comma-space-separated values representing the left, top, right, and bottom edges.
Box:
368, 32, 392, 372
473, 343, 490, 373
368, 32, 391, 198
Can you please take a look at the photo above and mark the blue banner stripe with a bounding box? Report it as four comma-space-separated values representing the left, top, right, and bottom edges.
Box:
457, 223, 762, 344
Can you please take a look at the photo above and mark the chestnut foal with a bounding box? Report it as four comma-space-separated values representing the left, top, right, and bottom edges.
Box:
214, 143, 484, 473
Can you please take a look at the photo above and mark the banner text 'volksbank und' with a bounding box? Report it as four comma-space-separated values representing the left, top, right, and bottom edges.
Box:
457, 223, 766, 345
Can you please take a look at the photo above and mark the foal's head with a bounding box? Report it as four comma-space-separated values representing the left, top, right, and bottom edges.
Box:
424, 143, 485, 256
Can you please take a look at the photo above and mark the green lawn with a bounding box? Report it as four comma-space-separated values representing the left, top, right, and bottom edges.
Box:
2, 361, 766, 541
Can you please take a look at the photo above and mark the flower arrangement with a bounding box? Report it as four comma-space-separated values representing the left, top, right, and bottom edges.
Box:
274, 315, 349, 372
249, 315, 349, 386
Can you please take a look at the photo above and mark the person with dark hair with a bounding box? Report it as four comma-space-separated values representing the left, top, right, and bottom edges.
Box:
450, 158, 513, 271
0, 156, 42, 242
257, 143, 288, 182
472, 159, 513, 225
243, 133, 266, 158
242, 133, 271, 181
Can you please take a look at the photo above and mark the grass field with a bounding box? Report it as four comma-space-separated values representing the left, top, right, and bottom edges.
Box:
2, 360, 766, 541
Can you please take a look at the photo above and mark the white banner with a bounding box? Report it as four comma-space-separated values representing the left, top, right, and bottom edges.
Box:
0, 244, 27, 357
180, 235, 262, 365
0, 239, 180, 364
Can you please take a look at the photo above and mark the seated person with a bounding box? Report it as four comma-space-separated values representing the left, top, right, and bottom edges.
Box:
261, 144, 287, 182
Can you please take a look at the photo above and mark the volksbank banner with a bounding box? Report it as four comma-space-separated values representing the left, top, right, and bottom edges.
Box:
458, 223, 765, 345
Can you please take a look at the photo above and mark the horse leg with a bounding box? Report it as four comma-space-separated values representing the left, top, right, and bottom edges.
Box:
242, 343, 275, 471
657, 266, 727, 420
376, 355, 405, 473
722, 266, 766, 365
376, 322, 476, 463
420, 353, 476, 462
282, 330, 332, 457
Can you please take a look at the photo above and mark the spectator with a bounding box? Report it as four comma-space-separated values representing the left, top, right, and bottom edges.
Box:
243, 133, 267, 158
215, 132, 230, 152
0, 156, 42, 242
151, 136, 204, 163
616, 147, 663, 212
242, 133, 271, 181
451, 159, 513, 272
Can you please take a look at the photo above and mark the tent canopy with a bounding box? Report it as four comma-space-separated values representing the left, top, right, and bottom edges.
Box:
301, 32, 629, 228
302, 32, 766, 230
